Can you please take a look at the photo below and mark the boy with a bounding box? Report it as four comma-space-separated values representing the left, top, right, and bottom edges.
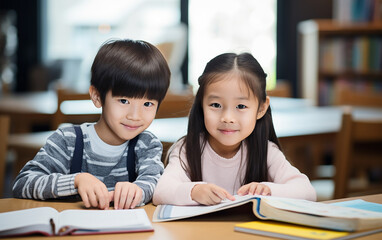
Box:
12, 39, 170, 210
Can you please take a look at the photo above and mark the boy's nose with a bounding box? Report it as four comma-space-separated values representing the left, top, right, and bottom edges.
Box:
126, 104, 141, 120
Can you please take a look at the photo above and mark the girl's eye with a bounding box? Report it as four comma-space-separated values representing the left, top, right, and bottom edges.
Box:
144, 102, 154, 107
119, 99, 129, 104
237, 104, 247, 109
210, 103, 221, 108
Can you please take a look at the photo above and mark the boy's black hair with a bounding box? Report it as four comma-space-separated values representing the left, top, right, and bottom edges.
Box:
90, 39, 170, 105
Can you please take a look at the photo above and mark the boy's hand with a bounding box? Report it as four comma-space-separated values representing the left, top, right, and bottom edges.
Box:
237, 182, 271, 196
111, 182, 143, 209
191, 183, 235, 205
74, 173, 110, 210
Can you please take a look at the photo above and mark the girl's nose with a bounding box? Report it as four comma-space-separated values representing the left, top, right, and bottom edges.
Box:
221, 109, 235, 123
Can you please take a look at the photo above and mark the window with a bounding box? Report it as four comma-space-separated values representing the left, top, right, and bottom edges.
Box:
189, 0, 277, 90
42, 0, 181, 91
42, 0, 276, 92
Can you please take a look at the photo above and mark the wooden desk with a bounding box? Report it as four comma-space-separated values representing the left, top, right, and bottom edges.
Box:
0, 194, 381, 240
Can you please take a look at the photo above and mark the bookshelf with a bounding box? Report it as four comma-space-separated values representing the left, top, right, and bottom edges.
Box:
298, 19, 382, 105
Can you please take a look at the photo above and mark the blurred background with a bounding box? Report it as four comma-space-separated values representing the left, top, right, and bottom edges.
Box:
0, 0, 381, 200
0, 0, 333, 96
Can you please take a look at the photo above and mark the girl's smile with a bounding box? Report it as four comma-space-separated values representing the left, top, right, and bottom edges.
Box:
218, 128, 238, 134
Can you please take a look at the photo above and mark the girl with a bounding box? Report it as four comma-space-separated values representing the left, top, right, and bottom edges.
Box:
153, 53, 316, 206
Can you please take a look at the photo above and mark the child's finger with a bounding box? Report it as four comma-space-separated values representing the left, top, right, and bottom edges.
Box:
108, 191, 114, 202
225, 192, 236, 201
114, 187, 121, 210
237, 185, 249, 196
122, 189, 135, 209
95, 187, 109, 210
88, 191, 98, 208
130, 189, 142, 209
80, 191, 90, 208
248, 183, 258, 195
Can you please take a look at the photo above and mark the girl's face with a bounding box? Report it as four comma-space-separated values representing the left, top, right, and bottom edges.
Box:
202, 75, 269, 158
90, 87, 158, 145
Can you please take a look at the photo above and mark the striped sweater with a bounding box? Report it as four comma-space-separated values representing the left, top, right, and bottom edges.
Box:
12, 123, 164, 205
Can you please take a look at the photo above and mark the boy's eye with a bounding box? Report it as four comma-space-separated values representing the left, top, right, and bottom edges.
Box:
210, 103, 221, 108
144, 102, 154, 107
119, 99, 129, 104
237, 104, 247, 109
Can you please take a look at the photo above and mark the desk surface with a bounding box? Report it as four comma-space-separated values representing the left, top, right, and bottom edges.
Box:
0, 194, 381, 240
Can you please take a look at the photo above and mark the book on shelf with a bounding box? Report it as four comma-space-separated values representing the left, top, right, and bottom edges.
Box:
333, 0, 378, 23
0, 207, 153, 237
234, 220, 382, 240
153, 195, 382, 232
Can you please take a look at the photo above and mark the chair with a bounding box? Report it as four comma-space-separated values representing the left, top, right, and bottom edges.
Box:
156, 85, 194, 119
0, 115, 10, 198
267, 80, 292, 97
334, 108, 382, 199
334, 87, 382, 107
52, 88, 100, 129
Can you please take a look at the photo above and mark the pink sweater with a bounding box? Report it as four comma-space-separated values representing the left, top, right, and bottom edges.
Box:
153, 140, 317, 205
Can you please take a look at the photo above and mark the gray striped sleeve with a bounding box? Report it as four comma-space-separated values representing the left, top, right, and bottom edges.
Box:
12, 125, 77, 199
134, 131, 164, 204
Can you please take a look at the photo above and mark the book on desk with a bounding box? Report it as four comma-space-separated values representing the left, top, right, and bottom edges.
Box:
153, 195, 382, 232
234, 220, 382, 240
0, 207, 153, 237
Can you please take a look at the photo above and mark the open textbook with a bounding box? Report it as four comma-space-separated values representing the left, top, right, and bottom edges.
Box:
153, 195, 382, 232
0, 207, 153, 237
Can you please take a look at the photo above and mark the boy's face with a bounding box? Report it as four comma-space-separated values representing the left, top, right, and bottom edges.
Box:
93, 89, 158, 145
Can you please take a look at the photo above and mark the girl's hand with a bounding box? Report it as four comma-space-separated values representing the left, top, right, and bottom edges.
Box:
191, 183, 235, 205
74, 173, 110, 210
237, 182, 271, 196
110, 182, 143, 209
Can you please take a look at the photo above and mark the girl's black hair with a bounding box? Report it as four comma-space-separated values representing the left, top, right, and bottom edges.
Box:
90, 39, 170, 105
181, 52, 281, 184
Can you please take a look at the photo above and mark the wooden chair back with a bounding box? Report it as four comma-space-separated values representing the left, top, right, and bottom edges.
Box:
0, 115, 10, 198
156, 86, 194, 119
266, 81, 291, 98
52, 88, 100, 129
334, 87, 382, 107
334, 109, 382, 198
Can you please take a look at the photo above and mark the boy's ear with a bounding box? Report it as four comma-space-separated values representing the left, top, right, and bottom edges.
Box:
89, 85, 102, 108
257, 96, 270, 120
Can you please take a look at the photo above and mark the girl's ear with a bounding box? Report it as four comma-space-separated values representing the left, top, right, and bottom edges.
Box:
89, 85, 102, 108
257, 96, 270, 119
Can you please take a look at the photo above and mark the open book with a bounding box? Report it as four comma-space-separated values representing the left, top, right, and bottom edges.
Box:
0, 207, 153, 237
153, 195, 382, 232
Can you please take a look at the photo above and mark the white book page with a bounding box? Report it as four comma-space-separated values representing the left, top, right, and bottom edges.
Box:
57, 209, 152, 232
262, 197, 382, 219
0, 207, 58, 235
156, 195, 258, 220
